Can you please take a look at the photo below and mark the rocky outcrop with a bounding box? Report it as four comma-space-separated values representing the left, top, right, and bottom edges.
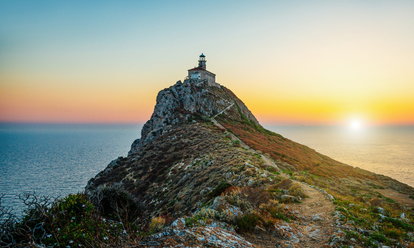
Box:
142, 218, 256, 247
128, 79, 259, 155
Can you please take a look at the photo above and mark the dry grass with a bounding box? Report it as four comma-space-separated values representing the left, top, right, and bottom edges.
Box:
88, 123, 274, 218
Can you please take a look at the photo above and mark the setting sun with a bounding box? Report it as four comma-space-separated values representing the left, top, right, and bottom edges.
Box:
350, 120, 362, 130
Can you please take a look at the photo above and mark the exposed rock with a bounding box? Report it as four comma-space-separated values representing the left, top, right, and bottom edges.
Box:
145, 218, 256, 247
274, 221, 301, 243
376, 207, 385, 214
329, 230, 346, 246
209, 196, 243, 221
311, 214, 323, 221
308, 228, 321, 240
128, 79, 259, 155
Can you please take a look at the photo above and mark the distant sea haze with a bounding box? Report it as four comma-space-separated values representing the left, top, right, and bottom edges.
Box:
1, 124, 413, 215
267, 125, 414, 188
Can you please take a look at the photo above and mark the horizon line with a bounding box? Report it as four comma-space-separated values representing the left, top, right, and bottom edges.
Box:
1, 121, 414, 127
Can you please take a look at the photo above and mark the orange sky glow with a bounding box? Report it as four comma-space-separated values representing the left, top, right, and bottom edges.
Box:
1, 1, 413, 126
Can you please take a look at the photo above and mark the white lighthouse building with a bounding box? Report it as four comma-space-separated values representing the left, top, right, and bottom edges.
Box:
187, 54, 216, 85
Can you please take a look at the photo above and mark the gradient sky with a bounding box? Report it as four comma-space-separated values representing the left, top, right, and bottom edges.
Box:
1, 0, 413, 125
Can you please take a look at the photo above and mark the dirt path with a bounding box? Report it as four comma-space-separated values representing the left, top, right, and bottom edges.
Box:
288, 183, 337, 247
211, 104, 337, 247
242, 182, 337, 248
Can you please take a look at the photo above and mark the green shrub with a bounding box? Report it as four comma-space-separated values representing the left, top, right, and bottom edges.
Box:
385, 217, 414, 231
282, 169, 293, 176
384, 197, 395, 204
2, 191, 146, 247
345, 230, 360, 240
201, 116, 212, 123
370, 233, 388, 243
46, 194, 107, 247
210, 181, 232, 197
235, 213, 260, 232
89, 185, 143, 223
232, 139, 241, 147
24, 193, 119, 247
185, 216, 206, 227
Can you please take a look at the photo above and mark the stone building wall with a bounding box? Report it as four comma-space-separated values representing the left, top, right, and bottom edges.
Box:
188, 69, 216, 84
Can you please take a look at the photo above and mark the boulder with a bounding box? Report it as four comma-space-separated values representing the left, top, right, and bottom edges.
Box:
210, 196, 244, 221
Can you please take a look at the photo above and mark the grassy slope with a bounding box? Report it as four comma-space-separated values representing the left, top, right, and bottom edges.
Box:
216, 111, 414, 197
89, 122, 280, 217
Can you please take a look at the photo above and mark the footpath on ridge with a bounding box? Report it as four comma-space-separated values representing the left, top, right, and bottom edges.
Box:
211, 103, 338, 247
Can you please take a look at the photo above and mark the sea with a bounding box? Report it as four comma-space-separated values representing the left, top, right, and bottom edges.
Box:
1, 123, 413, 215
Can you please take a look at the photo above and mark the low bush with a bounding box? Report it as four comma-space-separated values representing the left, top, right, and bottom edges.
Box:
210, 181, 232, 198
1, 192, 143, 247
185, 215, 206, 227
88, 184, 144, 224
275, 179, 293, 190
288, 183, 306, 198
384, 217, 414, 231
234, 213, 260, 232
370, 233, 388, 243
232, 139, 241, 147
149, 216, 165, 233
223, 186, 270, 211
193, 208, 221, 220
369, 198, 382, 207
259, 199, 288, 221
383, 227, 404, 239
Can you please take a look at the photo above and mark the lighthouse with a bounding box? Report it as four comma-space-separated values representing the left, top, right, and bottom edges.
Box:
187, 54, 216, 85
198, 53, 206, 69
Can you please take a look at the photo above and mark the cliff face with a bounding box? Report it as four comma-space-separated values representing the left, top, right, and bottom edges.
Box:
87, 79, 414, 248
87, 79, 266, 216
128, 79, 258, 155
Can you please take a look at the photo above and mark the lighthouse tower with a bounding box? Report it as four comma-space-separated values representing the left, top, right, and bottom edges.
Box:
187, 53, 216, 85
198, 53, 206, 69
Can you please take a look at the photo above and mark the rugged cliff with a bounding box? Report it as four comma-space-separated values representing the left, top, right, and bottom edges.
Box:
128, 79, 258, 155
86, 79, 414, 247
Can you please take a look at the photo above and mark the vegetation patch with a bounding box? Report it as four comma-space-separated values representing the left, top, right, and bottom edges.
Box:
235, 213, 260, 232
1, 192, 142, 247
210, 181, 233, 198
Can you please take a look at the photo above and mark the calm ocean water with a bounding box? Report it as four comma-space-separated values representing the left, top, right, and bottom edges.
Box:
1, 124, 413, 215
0, 123, 142, 215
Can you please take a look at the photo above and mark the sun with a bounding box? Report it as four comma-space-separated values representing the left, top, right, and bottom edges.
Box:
350, 120, 362, 130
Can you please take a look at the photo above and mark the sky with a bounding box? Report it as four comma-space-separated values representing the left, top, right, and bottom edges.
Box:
1, 0, 413, 126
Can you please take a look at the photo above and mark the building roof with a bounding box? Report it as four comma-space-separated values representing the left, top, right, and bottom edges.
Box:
188, 67, 205, 71
200, 53, 205, 57
188, 67, 216, 76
